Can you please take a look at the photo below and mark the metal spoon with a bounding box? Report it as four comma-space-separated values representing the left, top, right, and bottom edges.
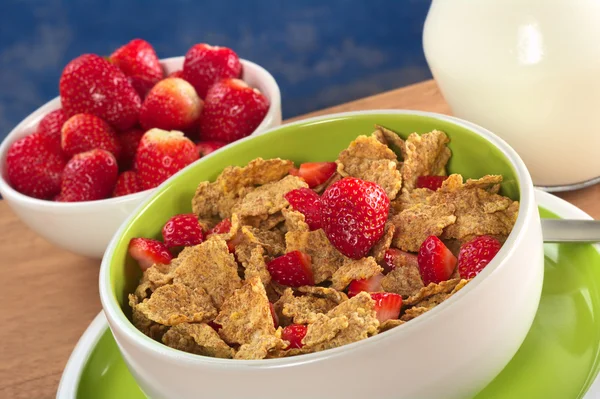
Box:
542, 219, 600, 243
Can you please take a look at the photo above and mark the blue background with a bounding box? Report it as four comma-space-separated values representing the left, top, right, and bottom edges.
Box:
0, 0, 432, 138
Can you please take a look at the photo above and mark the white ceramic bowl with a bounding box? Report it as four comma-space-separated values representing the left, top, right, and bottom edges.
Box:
0, 56, 282, 258
99, 110, 544, 399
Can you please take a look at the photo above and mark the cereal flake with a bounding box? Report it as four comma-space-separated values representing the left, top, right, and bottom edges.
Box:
331, 257, 383, 291
215, 276, 276, 345
391, 203, 457, 252
400, 130, 451, 194
136, 283, 217, 326
162, 323, 235, 358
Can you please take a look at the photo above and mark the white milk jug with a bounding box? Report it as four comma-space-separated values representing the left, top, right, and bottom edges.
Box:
423, 0, 600, 190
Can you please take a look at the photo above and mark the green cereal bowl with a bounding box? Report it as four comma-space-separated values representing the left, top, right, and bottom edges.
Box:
99, 110, 544, 399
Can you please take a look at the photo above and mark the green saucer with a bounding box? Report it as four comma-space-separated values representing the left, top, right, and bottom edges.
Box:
66, 193, 600, 399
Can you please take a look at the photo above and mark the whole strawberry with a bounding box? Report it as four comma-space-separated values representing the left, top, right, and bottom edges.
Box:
36, 109, 67, 153
320, 177, 390, 259
57, 149, 118, 202
134, 129, 199, 190
139, 77, 203, 132
199, 78, 269, 143
61, 113, 121, 159
6, 133, 66, 199
458, 235, 502, 279
59, 54, 141, 130
110, 38, 163, 99
196, 140, 226, 157
118, 127, 144, 170
161, 213, 204, 249
182, 44, 242, 98
113, 170, 141, 197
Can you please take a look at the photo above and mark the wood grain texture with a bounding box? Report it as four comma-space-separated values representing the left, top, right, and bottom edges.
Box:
0, 79, 596, 398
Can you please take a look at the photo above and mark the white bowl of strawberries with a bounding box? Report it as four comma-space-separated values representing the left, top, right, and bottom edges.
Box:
0, 39, 281, 258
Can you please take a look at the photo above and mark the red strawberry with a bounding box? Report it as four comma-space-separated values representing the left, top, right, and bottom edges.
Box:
266, 251, 314, 287
118, 127, 144, 170
134, 129, 199, 190
128, 75, 157, 100
110, 39, 163, 98
57, 149, 118, 202
5, 133, 66, 199
128, 237, 172, 271
113, 170, 141, 197
347, 273, 384, 298
458, 235, 502, 279
417, 236, 457, 285
382, 248, 418, 274
61, 113, 121, 158
281, 324, 307, 350
182, 44, 242, 98
36, 109, 67, 152
199, 78, 269, 143
320, 177, 390, 259
284, 188, 322, 230
140, 77, 203, 132
416, 175, 448, 191
207, 218, 232, 236
59, 54, 141, 130
292, 162, 337, 188
161, 213, 204, 249
269, 303, 279, 329
168, 70, 184, 79
370, 292, 402, 323
196, 140, 226, 157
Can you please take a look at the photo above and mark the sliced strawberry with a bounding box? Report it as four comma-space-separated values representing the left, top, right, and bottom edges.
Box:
281, 324, 307, 349
161, 213, 204, 249
140, 77, 203, 132
113, 170, 141, 197
370, 292, 402, 323
196, 140, 226, 157
61, 113, 122, 159
458, 235, 502, 279
269, 303, 279, 329
36, 109, 67, 153
284, 188, 322, 230
5, 133, 66, 199
417, 236, 457, 285
347, 273, 384, 298
134, 128, 199, 190
416, 175, 448, 191
382, 248, 418, 274
128, 237, 172, 271
59, 54, 141, 130
208, 321, 222, 332
293, 162, 337, 188
208, 218, 232, 236
289, 167, 300, 177
267, 251, 314, 287
320, 177, 390, 259
182, 44, 242, 98
57, 149, 118, 202
199, 78, 269, 143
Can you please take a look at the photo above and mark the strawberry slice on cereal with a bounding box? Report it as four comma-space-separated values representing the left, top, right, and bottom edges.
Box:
282, 324, 308, 349
267, 251, 314, 287
370, 292, 402, 323
347, 273, 384, 298
284, 188, 322, 230
162, 213, 205, 249
290, 162, 337, 188
417, 236, 457, 285
128, 238, 173, 271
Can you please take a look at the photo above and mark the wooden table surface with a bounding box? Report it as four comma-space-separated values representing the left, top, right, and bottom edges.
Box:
2, 79, 599, 399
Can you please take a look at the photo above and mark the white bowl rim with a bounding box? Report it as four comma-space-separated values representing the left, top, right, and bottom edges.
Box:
99, 109, 537, 369
0, 57, 281, 213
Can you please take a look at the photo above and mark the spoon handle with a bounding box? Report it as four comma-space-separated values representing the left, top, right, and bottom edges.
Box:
541, 219, 600, 243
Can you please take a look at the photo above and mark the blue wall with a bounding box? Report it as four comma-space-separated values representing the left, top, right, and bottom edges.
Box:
0, 0, 432, 137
